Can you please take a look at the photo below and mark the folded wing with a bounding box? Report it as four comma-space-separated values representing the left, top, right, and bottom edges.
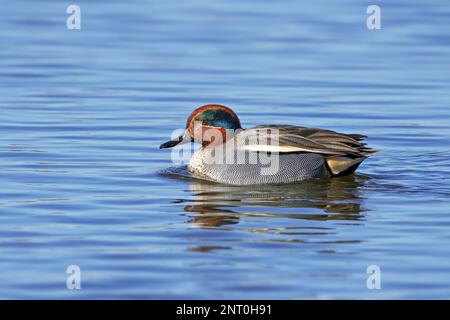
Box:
236, 125, 378, 176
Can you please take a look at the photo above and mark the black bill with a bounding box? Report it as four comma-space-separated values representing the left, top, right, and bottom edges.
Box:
159, 135, 183, 149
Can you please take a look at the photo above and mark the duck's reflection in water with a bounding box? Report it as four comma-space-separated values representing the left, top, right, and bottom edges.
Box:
178, 174, 369, 228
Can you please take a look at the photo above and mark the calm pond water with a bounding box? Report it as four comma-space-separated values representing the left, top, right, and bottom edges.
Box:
1, 0, 450, 299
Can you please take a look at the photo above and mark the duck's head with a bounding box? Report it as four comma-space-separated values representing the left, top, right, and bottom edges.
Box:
160, 104, 242, 149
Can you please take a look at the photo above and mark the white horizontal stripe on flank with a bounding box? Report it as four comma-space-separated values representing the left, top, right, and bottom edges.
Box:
241, 145, 310, 153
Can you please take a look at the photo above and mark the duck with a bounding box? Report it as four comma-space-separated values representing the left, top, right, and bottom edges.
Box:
160, 104, 377, 185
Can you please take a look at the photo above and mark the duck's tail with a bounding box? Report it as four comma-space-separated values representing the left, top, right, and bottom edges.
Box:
325, 150, 380, 177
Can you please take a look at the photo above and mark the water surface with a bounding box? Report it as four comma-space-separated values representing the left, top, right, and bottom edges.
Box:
1, 0, 450, 299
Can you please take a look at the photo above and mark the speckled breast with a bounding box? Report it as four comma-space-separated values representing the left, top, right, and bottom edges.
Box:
188, 146, 330, 185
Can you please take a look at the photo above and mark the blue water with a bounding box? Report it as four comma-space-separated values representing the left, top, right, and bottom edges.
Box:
1, 0, 450, 299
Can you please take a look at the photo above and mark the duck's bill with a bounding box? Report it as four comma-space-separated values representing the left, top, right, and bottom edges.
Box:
159, 130, 192, 149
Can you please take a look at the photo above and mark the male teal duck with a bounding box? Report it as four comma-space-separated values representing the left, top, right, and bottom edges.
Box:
160, 104, 377, 185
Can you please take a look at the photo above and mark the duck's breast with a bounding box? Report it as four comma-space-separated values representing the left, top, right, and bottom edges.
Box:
188, 147, 329, 185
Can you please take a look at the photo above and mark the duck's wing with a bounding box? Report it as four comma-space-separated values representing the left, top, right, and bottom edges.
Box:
235, 125, 378, 175
237, 125, 375, 157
